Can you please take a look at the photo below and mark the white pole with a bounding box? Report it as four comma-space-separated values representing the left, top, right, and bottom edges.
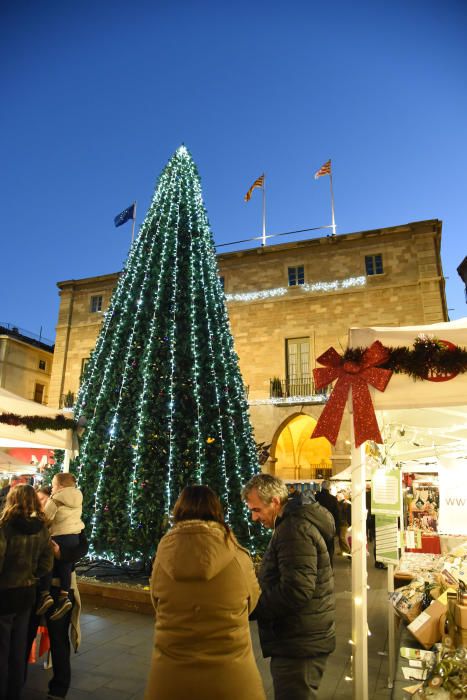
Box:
131, 201, 137, 244
350, 421, 369, 700
387, 564, 396, 689
329, 172, 336, 236
262, 175, 266, 246
63, 449, 71, 473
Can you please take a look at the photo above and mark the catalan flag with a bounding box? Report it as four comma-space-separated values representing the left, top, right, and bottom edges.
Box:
244, 174, 264, 202
314, 160, 331, 179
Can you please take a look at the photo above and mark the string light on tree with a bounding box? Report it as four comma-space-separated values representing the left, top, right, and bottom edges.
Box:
74, 146, 266, 564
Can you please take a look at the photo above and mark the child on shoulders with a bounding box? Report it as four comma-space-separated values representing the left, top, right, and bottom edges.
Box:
36, 472, 84, 621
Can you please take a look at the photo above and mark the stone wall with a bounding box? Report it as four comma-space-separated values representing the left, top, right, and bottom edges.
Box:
48, 220, 447, 474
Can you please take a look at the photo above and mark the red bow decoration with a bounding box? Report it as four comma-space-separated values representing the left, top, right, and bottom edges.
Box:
311, 341, 392, 448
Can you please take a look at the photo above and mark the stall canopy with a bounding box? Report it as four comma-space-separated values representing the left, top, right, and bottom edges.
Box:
0, 387, 73, 451
350, 318, 467, 410
0, 449, 36, 474
350, 317, 467, 460
346, 317, 467, 700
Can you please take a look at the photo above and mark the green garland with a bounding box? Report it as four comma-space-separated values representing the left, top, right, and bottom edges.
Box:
0, 413, 76, 432
344, 336, 467, 380
1, 338, 465, 434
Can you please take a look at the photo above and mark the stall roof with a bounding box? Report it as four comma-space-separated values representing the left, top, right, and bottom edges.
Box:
349, 318, 467, 412
0, 449, 32, 471
0, 387, 72, 451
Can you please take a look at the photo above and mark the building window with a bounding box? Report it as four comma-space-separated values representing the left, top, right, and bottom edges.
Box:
286, 337, 311, 395
38, 359, 46, 371
34, 383, 45, 404
80, 358, 89, 380
288, 265, 305, 286
90, 295, 103, 313
365, 254, 384, 276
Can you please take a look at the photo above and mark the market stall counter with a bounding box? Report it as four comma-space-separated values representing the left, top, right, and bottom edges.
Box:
391, 624, 436, 699
390, 546, 467, 697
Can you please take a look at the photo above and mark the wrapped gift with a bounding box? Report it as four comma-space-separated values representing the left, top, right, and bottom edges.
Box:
407, 599, 447, 650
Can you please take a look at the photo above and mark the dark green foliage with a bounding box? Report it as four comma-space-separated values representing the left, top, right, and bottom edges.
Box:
74, 147, 266, 564
342, 336, 467, 379
0, 414, 75, 432
41, 451, 78, 486
270, 377, 283, 398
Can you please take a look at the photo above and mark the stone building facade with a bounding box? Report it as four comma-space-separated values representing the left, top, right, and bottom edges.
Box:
0, 324, 54, 404
48, 219, 447, 477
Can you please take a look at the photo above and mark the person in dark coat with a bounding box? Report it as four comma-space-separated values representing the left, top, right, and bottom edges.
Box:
0, 484, 53, 700
337, 490, 351, 556
26, 487, 89, 700
26, 532, 88, 700
243, 474, 336, 700
0, 476, 28, 512
315, 480, 339, 563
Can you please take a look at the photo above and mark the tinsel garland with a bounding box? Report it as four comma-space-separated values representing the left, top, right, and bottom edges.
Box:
343, 336, 467, 380
0, 413, 76, 432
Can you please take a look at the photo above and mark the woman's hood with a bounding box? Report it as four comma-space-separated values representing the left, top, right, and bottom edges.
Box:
52, 487, 82, 508
156, 520, 236, 582
8, 514, 44, 535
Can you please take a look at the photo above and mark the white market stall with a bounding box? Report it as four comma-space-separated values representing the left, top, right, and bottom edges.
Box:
0, 387, 75, 470
0, 449, 36, 475
348, 318, 467, 699
311, 318, 467, 699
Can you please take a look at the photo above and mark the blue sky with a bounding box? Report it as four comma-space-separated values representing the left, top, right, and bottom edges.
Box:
1, 0, 466, 342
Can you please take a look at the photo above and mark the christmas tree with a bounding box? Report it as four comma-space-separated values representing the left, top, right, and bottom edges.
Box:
75, 146, 263, 564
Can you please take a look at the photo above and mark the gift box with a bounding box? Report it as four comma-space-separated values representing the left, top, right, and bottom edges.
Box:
407, 599, 446, 650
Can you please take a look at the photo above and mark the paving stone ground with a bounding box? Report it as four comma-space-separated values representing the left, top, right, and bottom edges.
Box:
23, 551, 395, 699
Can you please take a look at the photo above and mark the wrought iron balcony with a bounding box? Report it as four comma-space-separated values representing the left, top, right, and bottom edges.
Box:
269, 376, 330, 403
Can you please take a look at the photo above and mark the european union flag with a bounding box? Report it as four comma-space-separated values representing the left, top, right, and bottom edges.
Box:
114, 203, 135, 227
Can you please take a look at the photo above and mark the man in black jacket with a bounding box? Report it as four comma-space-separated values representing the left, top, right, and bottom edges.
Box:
315, 480, 339, 564
243, 474, 336, 700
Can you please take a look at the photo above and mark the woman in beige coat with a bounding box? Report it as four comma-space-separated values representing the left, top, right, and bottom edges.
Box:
144, 485, 266, 700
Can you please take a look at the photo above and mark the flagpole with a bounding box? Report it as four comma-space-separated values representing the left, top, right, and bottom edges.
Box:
131, 201, 137, 244
329, 173, 336, 236
262, 174, 266, 246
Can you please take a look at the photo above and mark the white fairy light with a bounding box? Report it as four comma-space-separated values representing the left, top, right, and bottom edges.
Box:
249, 394, 329, 406
225, 275, 366, 303
76, 146, 263, 563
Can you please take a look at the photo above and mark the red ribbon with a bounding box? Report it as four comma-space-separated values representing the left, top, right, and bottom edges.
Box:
311, 341, 392, 448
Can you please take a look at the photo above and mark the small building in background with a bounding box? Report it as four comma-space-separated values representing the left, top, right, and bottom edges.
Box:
0, 323, 54, 404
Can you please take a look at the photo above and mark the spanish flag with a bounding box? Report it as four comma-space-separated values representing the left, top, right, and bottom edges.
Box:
244, 174, 265, 202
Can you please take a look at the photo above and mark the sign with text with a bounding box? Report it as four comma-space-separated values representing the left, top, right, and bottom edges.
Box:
371, 467, 402, 516
438, 458, 467, 535
375, 514, 400, 565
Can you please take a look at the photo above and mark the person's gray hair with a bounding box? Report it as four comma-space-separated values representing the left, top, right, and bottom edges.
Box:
242, 474, 289, 506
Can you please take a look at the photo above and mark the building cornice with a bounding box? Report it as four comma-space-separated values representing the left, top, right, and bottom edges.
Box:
217, 219, 442, 262
56, 219, 442, 288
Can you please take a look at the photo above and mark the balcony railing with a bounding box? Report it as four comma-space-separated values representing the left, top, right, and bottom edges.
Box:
284, 464, 334, 481
269, 376, 330, 401
0, 321, 54, 350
